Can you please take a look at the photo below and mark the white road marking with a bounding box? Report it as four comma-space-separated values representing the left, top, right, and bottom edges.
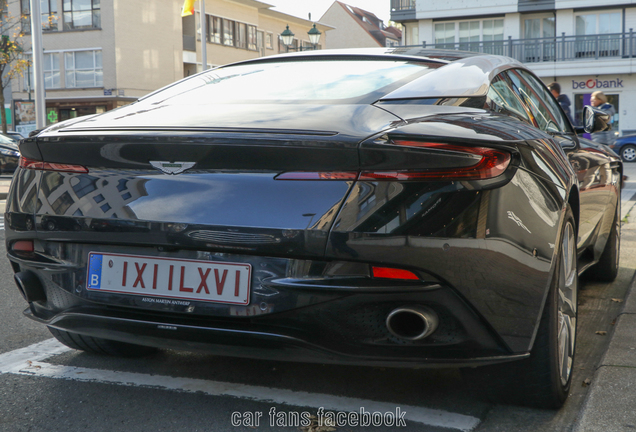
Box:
0, 339, 480, 431
0, 338, 71, 372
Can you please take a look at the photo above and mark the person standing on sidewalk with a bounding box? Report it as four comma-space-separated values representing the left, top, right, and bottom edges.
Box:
548, 82, 575, 126
590, 91, 616, 145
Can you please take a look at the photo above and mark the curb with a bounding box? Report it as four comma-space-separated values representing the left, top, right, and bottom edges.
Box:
573, 271, 636, 431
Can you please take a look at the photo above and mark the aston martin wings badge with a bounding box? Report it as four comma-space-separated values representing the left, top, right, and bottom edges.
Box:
150, 161, 196, 175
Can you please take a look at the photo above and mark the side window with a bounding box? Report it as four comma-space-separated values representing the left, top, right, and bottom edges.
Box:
486, 75, 532, 124
516, 69, 571, 134
507, 70, 559, 133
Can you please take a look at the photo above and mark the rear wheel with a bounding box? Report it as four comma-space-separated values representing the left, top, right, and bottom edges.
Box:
48, 327, 157, 357
463, 207, 577, 408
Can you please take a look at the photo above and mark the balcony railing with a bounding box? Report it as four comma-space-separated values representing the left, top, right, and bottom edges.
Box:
418, 32, 636, 63
391, 0, 416, 11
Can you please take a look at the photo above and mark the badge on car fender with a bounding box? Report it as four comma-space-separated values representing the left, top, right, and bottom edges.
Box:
150, 161, 196, 175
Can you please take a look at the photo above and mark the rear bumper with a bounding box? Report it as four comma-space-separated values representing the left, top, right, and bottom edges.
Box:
9, 240, 524, 367
26, 306, 528, 368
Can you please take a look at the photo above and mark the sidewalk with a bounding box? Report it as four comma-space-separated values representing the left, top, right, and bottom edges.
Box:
574, 188, 636, 431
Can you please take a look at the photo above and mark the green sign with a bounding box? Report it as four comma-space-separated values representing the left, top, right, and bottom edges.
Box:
47, 109, 58, 123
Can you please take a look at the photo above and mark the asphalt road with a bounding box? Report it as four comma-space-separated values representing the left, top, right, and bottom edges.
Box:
1, 165, 635, 432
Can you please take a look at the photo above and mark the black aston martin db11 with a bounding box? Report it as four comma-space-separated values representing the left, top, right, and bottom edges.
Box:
6, 48, 621, 408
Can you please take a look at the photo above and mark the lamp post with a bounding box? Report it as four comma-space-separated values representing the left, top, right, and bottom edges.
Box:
281, 24, 321, 51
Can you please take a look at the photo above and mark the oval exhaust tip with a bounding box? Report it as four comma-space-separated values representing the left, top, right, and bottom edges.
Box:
14, 271, 46, 303
386, 306, 439, 341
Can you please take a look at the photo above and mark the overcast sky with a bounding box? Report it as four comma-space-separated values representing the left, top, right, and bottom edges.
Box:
266, 0, 391, 25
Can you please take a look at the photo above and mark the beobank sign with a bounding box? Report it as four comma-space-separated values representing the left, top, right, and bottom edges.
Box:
572, 78, 623, 90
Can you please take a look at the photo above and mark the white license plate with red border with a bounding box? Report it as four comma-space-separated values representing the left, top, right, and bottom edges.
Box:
87, 252, 251, 305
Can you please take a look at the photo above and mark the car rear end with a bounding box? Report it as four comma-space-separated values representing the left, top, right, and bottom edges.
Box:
5, 52, 564, 367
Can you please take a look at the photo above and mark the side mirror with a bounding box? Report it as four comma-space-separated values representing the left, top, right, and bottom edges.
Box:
582, 105, 611, 134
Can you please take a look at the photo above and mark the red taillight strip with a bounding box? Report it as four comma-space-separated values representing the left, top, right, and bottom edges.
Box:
372, 266, 420, 280
274, 142, 512, 181
20, 156, 89, 174
275, 172, 358, 180
361, 142, 511, 181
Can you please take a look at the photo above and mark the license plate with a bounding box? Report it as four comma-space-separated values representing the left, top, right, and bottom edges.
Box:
87, 252, 251, 305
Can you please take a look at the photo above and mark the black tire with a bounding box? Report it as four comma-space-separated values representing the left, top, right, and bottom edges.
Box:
462, 207, 578, 409
621, 145, 636, 162
48, 327, 157, 357
587, 203, 620, 282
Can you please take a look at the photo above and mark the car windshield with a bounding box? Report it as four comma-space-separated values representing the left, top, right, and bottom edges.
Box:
0, 133, 16, 144
142, 59, 439, 105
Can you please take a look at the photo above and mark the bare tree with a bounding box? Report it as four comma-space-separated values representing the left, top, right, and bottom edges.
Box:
0, 0, 30, 133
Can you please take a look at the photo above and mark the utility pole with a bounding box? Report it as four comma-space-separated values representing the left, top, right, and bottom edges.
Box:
30, 0, 45, 129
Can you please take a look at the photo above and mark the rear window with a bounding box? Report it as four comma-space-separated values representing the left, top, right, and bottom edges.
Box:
142, 59, 438, 105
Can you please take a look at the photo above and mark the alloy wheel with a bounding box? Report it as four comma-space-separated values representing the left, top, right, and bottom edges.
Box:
622, 146, 636, 162
557, 221, 577, 386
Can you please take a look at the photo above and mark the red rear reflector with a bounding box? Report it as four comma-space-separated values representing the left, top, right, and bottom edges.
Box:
12, 240, 34, 252
372, 266, 419, 280
361, 141, 511, 181
20, 156, 88, 173
275, 172, 358, 180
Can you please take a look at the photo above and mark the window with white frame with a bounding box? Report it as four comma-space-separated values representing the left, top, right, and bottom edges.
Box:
25, 53, 60, 90
483, 19, 504, 41
459, 21, 479, 44
266, 32, 273, 49
435, 19, 503, 46
576, 11, 621, 35
522, 15, 555, 61
575, 11, 621, 57
523, 16, 555, 39
435, 22, 454, 45
65, 50, 103, 88
44, 53, 60, 88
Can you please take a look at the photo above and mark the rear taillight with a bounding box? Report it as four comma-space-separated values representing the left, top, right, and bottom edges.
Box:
360, 141, 511, 181
276, 141, 511, 181
372, 266, 420, 280
20, 156, 88, 173
12, 240, 34, 252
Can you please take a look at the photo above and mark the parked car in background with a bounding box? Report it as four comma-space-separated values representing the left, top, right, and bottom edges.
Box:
611, 134, 636, 162
0, 131, 25, 142
0, 133, 20, 175
6, 48, 621, 409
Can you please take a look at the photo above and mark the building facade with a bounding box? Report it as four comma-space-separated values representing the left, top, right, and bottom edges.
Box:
8, 0, 329, 136
320, 1, 401, 48
391, 0, 634, 136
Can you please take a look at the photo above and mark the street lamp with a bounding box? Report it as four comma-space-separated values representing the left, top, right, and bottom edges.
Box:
280, 25, 295, 47
308, 24, 321, 46
281, 24, 322, 51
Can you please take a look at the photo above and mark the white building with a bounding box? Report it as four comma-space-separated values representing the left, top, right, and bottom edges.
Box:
391, 0, 633, 134
320, 1, 401, 49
